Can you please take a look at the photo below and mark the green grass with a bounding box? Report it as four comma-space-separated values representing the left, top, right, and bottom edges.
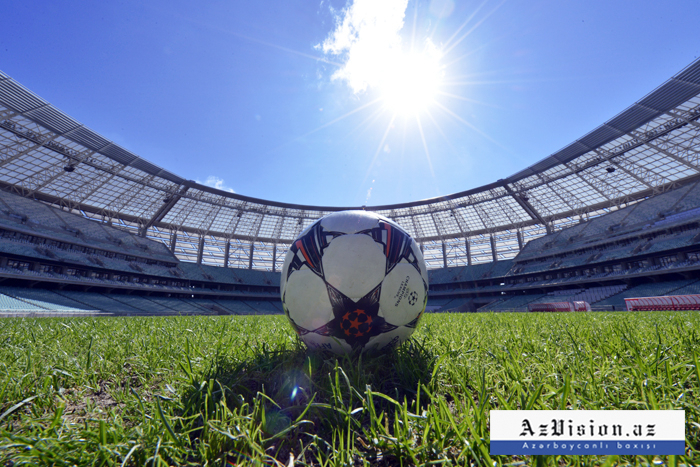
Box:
0, 311, 698, 466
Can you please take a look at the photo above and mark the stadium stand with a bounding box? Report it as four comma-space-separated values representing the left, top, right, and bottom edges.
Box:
429, 179, 700, 312
0, 188, 282, 316
1, 60, 700, 315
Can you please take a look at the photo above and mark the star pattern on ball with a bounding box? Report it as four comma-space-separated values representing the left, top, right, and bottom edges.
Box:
340, 309, 373, 337
310, 282, 398, 349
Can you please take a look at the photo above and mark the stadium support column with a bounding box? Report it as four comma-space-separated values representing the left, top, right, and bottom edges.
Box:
517, 231, 523, 251
272, 243, 277, 272
170, 232, 177, 254
465, 239, 472, 266
248, 243, 255, 269
224, 241, 230, 268
490, 235, 498, 262
197, 237, 205, 264
442, 242, 447, 268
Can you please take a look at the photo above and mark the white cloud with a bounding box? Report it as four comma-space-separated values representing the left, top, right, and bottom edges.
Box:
322, 0, 409, 94
198, 176, 236, 193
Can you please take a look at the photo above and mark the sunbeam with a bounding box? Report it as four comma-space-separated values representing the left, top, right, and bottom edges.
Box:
415, 115, 437, 187
344, 105, 390, 143
424, 108, 462, 157
358, 114, 397, 200
441, 79, 532, 86
442, 34, 511, 68
299, 97, 383, 138
409, 0, 419, 52
436, 91, 503, 109
442, 0, 508, 57
433, 101, 515, 155
264, 98, 383, 156
441, 0, 491, 51
151, 5, 344, 67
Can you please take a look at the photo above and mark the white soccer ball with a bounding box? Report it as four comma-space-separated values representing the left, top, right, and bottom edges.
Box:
280, 210, 429, 354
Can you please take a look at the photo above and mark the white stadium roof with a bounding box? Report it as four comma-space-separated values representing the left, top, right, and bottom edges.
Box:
1, 59, 699, 270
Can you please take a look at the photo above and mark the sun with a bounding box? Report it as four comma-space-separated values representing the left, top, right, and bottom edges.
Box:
379, 45, 444, 116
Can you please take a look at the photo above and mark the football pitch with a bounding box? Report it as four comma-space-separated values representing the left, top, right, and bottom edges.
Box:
0, 311, 698, 466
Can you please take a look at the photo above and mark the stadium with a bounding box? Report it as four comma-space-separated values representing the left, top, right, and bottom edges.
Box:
1, 51, 700, 467
0, 59, 699, 316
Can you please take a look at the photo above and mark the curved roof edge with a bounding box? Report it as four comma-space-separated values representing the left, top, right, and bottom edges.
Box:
1, 58, 700, 212
504, 58, 700, 184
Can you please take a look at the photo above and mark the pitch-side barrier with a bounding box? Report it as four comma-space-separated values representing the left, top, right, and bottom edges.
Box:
624, 294, 700, 311
527, 301, 591, 312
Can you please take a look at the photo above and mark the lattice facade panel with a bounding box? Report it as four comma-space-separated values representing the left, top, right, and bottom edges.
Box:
526, 183, 572, 219
205, 207, 237, 236
279, 214, 306, 242
227, 239, 254, 269
456, 204, 489, 232
161, 196, 201, 227
472, 200, 505, 231
443, 240, 470, 268
141, 225, 175, 253
81, 178, 130, 212
173, 231, 200, 263
652, 125, 700, 169
468, 236, 497, 264
252, 214, 278, 240
46, 167, 110, 206
273, 242, 291, 272
200, 235, 227, 266
591, 162, 649, 199
544, 179, 590, 214
494, 230, 521, 260
9, 157, 65, 193
235, 212, 264, 239
496, 196, 532, 225
388, 214, 418, 239
412, 213, 440, 239
251, 241, 277, 270
112, 183, 163, 220
421, 241, 445, 269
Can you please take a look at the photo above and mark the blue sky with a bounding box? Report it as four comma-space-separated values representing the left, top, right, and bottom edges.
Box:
1, 1, 698, 207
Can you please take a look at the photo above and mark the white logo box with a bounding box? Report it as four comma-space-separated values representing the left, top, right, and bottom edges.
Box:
490, 410, 685, 455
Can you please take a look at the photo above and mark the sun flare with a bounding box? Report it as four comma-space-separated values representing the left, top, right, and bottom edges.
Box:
379, 47, 443, 116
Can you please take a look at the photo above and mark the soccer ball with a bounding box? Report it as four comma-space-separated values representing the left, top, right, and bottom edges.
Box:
280, 210, 429, 354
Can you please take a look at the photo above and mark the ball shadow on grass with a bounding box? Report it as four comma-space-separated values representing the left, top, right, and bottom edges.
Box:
180, 338, 438, 464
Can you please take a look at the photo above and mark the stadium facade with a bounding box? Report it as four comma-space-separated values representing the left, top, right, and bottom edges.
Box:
0, 59, 699, 315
